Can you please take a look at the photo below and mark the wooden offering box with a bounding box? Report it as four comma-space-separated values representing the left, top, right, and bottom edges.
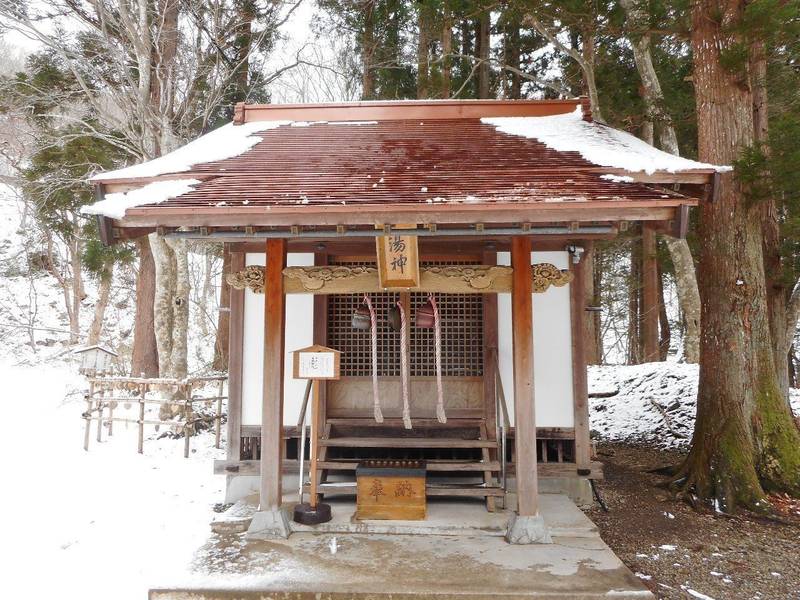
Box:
355, 460, 426, 521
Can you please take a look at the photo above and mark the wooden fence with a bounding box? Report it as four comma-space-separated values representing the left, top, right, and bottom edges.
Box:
82, 375, 227, 457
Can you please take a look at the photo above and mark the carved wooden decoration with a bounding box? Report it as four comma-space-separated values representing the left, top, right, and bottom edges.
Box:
228, 263, 573, 295
531, 263, 573, 292
226, 265, 265, 293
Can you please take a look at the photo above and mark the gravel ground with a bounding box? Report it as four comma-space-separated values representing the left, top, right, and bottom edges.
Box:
586, 443, 800, 600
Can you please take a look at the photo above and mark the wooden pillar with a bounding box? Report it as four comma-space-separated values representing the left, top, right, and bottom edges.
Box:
641, 226, 659, 362
261, 239, 287, 511
482, 247, 498, 440
570, 243, 591, 471
227, 251, 245, 467
510, 236, 538, 516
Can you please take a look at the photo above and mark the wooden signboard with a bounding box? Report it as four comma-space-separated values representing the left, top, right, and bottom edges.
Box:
356, 460, 426, 520
376, 233, 420, 288
291, 344, 340, 514
292, 344, 341, 381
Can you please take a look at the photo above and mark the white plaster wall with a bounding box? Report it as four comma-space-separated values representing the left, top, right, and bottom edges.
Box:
241, 252, 315, 426
497, 251, 574, 427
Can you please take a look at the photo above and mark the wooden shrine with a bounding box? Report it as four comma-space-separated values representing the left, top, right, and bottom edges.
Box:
86, 98, 717, 542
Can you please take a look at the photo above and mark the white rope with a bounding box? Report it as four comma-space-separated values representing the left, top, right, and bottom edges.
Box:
397, 300, 412, 430
430, 294, 446, 423
364, 294, 383, 423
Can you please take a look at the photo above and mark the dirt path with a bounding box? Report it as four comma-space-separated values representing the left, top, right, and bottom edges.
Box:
587, 443, 800, 600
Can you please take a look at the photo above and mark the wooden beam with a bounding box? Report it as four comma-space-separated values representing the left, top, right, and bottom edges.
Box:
570, 246, 591, 471
120, 203, 683, 229
260, 239, 287, 511
214, 459, 604, 479
641, 226, 659, 361
226, 252, 245, 467
511, 236, 538, 516
482, 247, 499, 441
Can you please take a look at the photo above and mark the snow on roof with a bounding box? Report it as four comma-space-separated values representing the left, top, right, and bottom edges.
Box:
82, 179, 200, 219
73, 344, 118, 356
90, 120, 291, 182
482, 106, 730, 175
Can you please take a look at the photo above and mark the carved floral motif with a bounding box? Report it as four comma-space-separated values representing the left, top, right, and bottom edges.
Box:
284, 265, 377, 291
531, 263, 573, 292
227, 262, 572, 294
225, 265, 265, 293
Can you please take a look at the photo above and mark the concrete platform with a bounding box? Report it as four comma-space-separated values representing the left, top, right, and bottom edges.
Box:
212, 493, 598, 539
154, 494, 651, 599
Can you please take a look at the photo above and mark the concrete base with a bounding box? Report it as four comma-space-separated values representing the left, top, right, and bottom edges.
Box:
539, 477, 594, 508
151, 532, 652, 599
245, 508, 291, 540
506, 513, 553, 544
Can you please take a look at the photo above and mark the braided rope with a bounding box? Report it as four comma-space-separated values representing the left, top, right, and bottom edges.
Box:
397, 300, 412, 430
364, 294, 383, 423
430, 294, 446, 423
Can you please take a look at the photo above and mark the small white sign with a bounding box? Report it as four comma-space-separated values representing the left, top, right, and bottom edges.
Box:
298, 352, 335, 379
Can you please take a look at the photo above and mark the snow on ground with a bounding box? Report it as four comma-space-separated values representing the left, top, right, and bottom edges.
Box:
589, 362, 800, 449
1, 360, 224, 600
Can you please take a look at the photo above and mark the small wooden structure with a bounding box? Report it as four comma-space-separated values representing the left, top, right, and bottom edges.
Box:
86, 98, 720, 541
74, 344, 117, 376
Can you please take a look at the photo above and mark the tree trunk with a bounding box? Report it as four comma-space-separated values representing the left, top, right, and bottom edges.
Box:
664, 237, 701, 363
70, 221, 83, 344
658, 262, 671, 361
580, 26, 603, 124
752, 41, 791, 402
621, 0, 701, 362
627, 238, 641, 365
584, 244, 602, 364
361, 0, 376, 100
476, 10, 490, 99
503, 23, 521, 99
440, 6, 452, 98
87, 261, 113, 346
673, 0, 800, 510
150, 233, 177, 377
213, 245, 231, 371
416, 4, 431, 99
131, 236, 159, 377
165, 237, 189, 379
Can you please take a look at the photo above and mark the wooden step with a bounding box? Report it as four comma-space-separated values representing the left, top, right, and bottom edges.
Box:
326, 418, 485, 427
304, 482, 505, 497
319, 437, 497, 449
318, 460, 501, 472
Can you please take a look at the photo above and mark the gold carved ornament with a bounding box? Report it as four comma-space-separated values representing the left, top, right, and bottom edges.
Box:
227, 263, 573, 294
284, 265, 377, 291
530, 263, 573, 292
225, 265, 265, 293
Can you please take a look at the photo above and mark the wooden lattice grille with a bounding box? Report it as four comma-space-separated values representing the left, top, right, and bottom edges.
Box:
327, 260, 484, 378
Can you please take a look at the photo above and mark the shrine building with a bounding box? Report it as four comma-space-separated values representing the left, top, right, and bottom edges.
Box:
86, 98, 721, 544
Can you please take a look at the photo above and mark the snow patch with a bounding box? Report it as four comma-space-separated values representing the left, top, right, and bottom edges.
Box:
600, 174, 635, 183
590, 362, 800, 449
482, 107, 730, 175
91, 121, 290, 181
82, 179, 201, 219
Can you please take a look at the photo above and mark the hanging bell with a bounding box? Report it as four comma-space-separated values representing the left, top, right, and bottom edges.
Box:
352, 303, 371, 330
388, 305, 402, 332
415, 299, 435, 329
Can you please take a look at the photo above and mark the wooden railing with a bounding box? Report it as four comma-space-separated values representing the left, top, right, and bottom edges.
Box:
82, 375, 227, 457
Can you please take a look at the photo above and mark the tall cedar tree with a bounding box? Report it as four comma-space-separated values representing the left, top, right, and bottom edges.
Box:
671, 0, 800, 511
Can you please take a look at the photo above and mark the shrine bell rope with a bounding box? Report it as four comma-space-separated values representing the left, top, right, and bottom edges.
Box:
430, 294, 446, 424
397, 300, 412, 430
363, 294, 383, 423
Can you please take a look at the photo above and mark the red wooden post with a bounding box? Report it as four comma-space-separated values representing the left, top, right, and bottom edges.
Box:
511, 236, 539, 516
261, 239, 287, 512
